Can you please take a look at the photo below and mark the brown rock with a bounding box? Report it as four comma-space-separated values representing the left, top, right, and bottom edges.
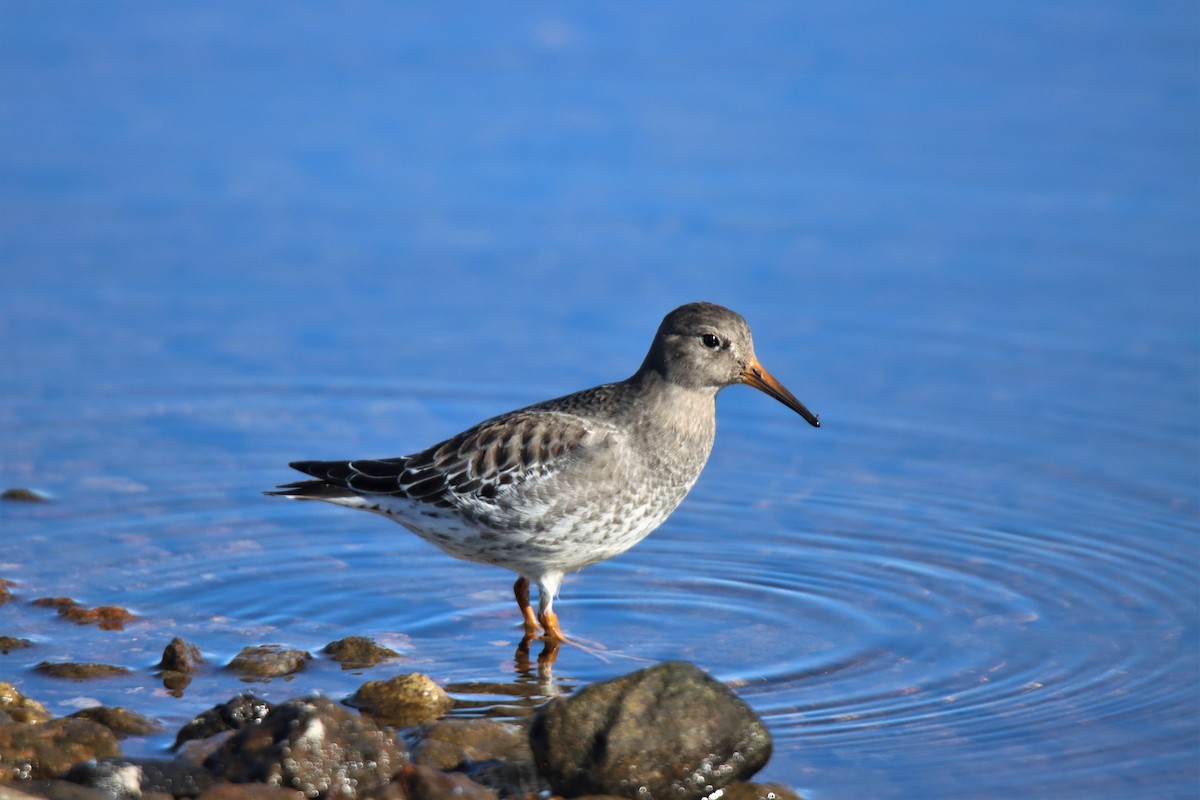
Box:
157, 638, 204, 674
408, 719, 530, 771
322, 637, 399, 668
346, 674, 452, 727
0, 718, 121, 780
0, 683, 52, 724
196, 785, 306, 800
720, 781, 804, 800
67, 708, 163, 738
203, 696, 407, 799
33, 663, 131, 681
0, 639, 33, 655
387, 765, 498, 800
225, 646, 311, 679
2, 779, 113, 800
173, 695, 272, 751
1, 488, 50, 502
30, 599, 132, 631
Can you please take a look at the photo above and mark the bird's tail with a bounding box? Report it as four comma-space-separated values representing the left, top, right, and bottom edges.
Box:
265, 460, 359, 501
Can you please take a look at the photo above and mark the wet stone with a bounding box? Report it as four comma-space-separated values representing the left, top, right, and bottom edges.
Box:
64, 758, 215, 799
0, 717, 121, 780
194, 785, 306, 800
33, 663, 132, 681
1, 488, 50, 502
407, 718, 531, 772
5, 779, 115, 800
226, 646, 311, 679
529, 661, 773, 800
203, 695, 408, 800
346, 673, 453, 728
0, 579, 15, 606
30, 599, 133, 631
321, 637, 399, 668
67, 707, 163, 738
0, 682, 52, 724
157, 638, 204, 674
173, 695, 273, 751
720, 781, 804, 800
386, 764, 499, 800
0, 637, 34, 654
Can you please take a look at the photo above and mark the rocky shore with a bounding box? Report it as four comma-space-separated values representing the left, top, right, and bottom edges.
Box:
0, 634, 800, 800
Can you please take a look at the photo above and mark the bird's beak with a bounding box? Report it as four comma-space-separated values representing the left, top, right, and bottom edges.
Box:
741, 359, 820, 428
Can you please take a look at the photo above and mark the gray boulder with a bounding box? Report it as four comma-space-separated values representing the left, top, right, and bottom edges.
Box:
529, 661, 772, 799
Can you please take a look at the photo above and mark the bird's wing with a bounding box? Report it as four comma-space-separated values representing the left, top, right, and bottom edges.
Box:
271, 409, 615, 510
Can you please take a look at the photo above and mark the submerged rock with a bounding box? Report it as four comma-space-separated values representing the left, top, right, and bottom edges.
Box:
1, 488, 50, 502
0, 636, 34, 654
173, 695, 273, 751
0, 717, 121, 780
33, 663, 132, 681
67, 707, 163, 738
0, 681, 52, 724
226, 646, 311, 679
203, 696, 408, 799
64, 758, 214, 798
30, 598, 133, 631
529, 661, 772, 799
321, 637, 399, 668
345, 674, 452, 727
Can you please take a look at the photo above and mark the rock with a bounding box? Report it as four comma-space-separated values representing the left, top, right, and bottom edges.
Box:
408, 719, 530, 771
322, 637, 399, 668
345, 674, 452, 727
1, 488, 50, 502
68, 708, 163, 738
2, 779, 114, 800
157, 638, 204, 696
64, 758, 214, 798
195, 786, 305, 800
34, 663, 132, 681
0, 682, 52, 723
173, 695, 272, 751
225, 646, 311, 679
157, 638, 203, 674
0, 637, 34, 654
529, 661, 773, 800
720, 781, 804, 800
386, 765, 498, 800
203, 696, 408, 799
457, 759, 547, 798
30, 599, 133, 631
0, 579, 15, 606
0, 717, 121, 780
173, 731, 234, 767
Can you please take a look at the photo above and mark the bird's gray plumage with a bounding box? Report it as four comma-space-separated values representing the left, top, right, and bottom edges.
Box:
270, 302, 819, 641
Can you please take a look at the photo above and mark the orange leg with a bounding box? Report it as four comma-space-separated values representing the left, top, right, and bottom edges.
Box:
538, 609, 566, 642
513, 577, 541, 644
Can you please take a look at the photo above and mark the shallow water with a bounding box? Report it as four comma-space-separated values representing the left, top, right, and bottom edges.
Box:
2, 2, 1198, 798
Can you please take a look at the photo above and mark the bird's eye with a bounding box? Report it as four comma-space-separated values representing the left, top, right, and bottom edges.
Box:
700, 333, 721, 349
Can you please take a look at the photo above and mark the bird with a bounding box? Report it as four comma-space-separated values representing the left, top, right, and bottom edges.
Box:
269, 302, 819, 646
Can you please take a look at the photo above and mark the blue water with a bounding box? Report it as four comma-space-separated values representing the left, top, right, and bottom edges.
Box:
2, 2, 1197, 798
